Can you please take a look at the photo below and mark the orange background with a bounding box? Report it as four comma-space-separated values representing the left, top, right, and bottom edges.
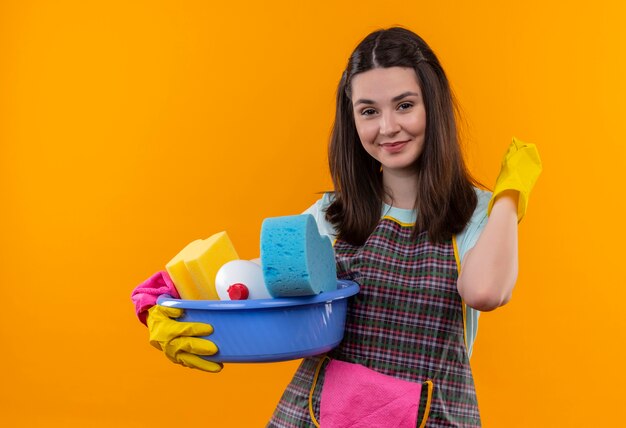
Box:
1, 1, 624, 426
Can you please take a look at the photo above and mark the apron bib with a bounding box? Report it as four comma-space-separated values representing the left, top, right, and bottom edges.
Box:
269, 217, 481, 427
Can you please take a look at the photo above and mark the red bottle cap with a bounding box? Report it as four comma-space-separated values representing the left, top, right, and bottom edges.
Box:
227, 283, 249, 300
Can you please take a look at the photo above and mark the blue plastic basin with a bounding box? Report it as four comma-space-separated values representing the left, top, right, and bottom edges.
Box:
156, 280, 359, 363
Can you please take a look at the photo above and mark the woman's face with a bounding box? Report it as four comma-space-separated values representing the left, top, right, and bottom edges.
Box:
350, 66, 426, 175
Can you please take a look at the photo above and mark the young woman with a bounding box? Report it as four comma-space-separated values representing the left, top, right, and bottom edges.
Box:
133, 27, 541, 427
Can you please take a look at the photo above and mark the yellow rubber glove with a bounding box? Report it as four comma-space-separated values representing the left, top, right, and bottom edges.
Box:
147, 305, 223, 373
487, 137, 543, 222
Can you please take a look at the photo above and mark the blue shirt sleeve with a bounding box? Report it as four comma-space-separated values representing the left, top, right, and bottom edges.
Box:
302, 193, 337, 241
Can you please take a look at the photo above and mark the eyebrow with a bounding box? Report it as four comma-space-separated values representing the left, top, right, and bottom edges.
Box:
353, 91, 420, 106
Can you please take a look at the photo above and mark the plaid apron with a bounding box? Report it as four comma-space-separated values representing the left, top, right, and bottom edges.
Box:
268, 217, 481, 427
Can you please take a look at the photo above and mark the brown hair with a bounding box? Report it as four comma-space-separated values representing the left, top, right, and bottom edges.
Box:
326, 27, 479, 245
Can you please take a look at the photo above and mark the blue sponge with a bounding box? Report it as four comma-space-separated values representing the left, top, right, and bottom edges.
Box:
261, 214, 337, 297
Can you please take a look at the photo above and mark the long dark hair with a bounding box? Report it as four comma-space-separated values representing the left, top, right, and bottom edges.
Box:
326, 27, 479, 245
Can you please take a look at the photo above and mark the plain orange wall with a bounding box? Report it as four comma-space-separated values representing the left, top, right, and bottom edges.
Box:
1, 1, 624, 426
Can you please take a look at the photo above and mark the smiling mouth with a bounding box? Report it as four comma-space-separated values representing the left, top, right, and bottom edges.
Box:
379, 140, 411, 155
380, 141, 408, 147
379, 140, 409, 151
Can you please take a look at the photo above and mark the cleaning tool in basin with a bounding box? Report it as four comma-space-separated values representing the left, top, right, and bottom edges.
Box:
260, 214, 337, 297
215, 260, 272, 300
166, 232, 239, 300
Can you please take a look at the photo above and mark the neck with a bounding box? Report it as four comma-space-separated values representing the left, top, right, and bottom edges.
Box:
381, 168, 418, 210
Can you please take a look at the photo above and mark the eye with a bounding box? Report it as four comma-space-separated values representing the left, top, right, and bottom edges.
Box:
397, 102, 413, 111
360, 108, 377, 116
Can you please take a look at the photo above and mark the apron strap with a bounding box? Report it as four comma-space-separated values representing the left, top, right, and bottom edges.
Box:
418, 379, 434, 428
309, 355, 330, 428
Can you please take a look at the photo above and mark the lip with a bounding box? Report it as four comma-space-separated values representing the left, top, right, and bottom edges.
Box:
379, 140, 409, 153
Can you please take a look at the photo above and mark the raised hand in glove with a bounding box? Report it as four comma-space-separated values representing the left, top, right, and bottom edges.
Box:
147, 304, 222, 373
487, 137, 542, 222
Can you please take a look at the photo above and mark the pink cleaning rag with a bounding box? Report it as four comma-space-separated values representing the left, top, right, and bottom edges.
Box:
320, 359, 422, 428
130, 271, 180, 325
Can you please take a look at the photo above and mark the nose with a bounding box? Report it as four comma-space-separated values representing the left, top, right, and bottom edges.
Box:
379, 111, 400, 136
